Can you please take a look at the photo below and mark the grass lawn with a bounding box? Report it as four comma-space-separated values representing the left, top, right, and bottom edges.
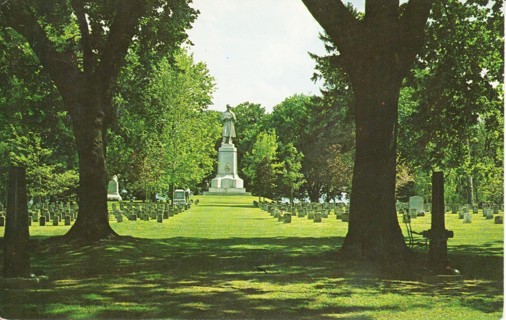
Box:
0, 195, 503, 319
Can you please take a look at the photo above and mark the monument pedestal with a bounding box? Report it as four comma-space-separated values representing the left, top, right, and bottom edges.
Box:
205, 143, 250, 195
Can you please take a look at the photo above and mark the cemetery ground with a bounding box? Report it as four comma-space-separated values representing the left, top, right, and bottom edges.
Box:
0, 195, 503, 319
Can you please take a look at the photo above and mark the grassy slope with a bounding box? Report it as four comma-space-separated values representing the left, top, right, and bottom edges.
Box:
0, 195, 503, 319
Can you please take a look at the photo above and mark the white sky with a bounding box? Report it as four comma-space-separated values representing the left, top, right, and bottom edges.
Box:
187, 0, 364, 113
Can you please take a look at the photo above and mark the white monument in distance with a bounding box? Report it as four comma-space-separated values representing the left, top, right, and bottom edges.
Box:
206, 105, 249, 195
107, 175, 122, 201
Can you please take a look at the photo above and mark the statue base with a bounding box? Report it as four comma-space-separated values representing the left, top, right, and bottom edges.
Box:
206, 143, 250, 195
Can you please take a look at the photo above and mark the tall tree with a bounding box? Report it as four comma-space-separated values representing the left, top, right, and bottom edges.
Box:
0, 0, 197, 240
397, 0, 503, 206
151, 52, 219, 200
233, 102, 267, 189
243, 131, 282, 201
277, 143, 305, 204
302, 0, 433, 264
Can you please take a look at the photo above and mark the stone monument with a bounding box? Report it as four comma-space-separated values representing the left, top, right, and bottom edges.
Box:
107, 175, 122, 201
206, 105, 249, 195
409, 196, 424, 213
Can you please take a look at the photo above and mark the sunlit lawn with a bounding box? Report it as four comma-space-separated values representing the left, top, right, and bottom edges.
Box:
0, 195, 503, 319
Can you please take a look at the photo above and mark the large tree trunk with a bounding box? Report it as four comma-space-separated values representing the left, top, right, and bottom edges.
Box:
340, 73, 410, 263
302, 0, 433, 270
65, 99, 117, 241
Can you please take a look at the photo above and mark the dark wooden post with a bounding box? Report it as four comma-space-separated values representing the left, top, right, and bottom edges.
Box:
3, 167, 30, 278
423, 172, 454, 274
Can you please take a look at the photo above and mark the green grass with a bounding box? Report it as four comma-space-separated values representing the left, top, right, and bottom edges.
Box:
0, 195, 503, 319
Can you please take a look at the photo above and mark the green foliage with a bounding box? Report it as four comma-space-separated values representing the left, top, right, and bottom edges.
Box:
0, 27, 77, 170
267, 94, 354, 202
243, 131, 283, 199
108, 49, 220, 199
232, 102, 267, 188
277, 143, 305, 203
398, 0, 504, 205
4, 126, 78, 201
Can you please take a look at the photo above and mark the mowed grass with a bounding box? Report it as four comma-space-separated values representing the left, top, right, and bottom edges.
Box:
0, 195, 503, 319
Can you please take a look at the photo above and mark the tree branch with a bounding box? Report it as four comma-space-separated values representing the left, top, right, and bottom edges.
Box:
365, 0, 400, 20
93, 1, 147, 127
398, 0, 434, 72
96, 1, 146, 88
0, 0, 81, 104
302, 0, 360, 57
71, 0, 94, 74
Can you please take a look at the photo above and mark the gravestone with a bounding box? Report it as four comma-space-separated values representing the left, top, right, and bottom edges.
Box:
314, 213, 322, 223
107, 175, 122, 201
32, 211, 39, 222
494, 216, 503, 224
283, 213, 291, 223
463, 212, 472, 224
4, 167, 30, 278
64, 215, 71, 226
484, 209, 493, 219
39, 216, 46, 226
0, 215, 4, 227
409, 196, 424, 215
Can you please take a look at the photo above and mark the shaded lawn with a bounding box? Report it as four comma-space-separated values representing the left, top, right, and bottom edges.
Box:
0, 195, 503, 319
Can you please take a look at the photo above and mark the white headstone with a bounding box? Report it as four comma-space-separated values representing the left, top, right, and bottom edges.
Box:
107, 175, 122, 201
409, 196, 424, 213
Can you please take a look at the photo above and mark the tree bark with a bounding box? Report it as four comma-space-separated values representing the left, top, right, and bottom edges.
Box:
340, 73, 410, 263
64, 96, 118, 241
466, 175, 474, 207
302, 0, 434, 268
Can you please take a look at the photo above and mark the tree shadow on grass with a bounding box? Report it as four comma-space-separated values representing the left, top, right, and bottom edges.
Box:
0, 235, 502, 319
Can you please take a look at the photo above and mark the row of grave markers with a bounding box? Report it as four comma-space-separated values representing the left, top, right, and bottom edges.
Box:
0, 200, 194, 227
110, 201, 192, 223
255, 201, 350, 223
0, 201, 79, 227
397, 201, 503, 224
